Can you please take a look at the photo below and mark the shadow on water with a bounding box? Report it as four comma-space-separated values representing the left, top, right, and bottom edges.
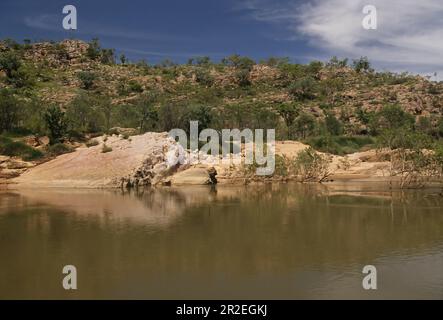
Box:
0, 183, 442, 299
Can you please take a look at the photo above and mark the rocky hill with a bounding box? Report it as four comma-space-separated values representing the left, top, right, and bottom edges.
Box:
1, 38, 442, 136
1, 38, 443, 188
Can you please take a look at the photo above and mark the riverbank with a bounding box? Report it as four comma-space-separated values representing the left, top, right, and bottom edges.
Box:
1, 132, 440, 189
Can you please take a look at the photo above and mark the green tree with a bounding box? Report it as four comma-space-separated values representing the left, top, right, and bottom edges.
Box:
288, 76, 317, 100
235, 69, 251, 87
0, 51, 21, 79
415, 116, 433, 136
86, 38, 101, 60
293, 147, 331, 182
194, 68, 214, 87
120, 54, 127, 65
183, 105, 213, 134
276, 103, 301, 137
222, 54, 255, 70
325, 113, 343, 136
9, 63, 35, 88
66, 94, 96, 133
438, 117, 443, 138
44, 106, 68, 144
292, 113, 317, 139
327, 56, 348, 68
77, 71, 96, 90
136, 93, 159, 133
97, 97, 113, 132
369, 104, 414, 134
352, 56, 372, 73
100, 48, 115, 64
0, 89, 20, 132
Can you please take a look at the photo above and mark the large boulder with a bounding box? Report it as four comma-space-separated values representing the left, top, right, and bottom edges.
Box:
170, 166, 217, 186
14, 132, 178, 188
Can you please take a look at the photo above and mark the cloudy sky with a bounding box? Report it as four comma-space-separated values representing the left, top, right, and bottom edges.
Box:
1, 0, 442, 78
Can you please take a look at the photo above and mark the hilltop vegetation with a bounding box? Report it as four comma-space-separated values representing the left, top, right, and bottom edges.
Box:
0, 38, 442, 160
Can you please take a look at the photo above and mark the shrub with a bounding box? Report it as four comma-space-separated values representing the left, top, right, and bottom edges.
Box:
327, 56, 348, 68
306, 135, 375, 155
86, 139, 99, 147
352, 56, 372, 73
77, 71, 96, 90
415, 116, 433, 136
43, 106, 68, 145
128, 80, 143, 93
291, 113, 317, 139
0, 136, 43, 161
438, 117, 443, 138
119, 54, 127, 65
66, 94, 107, 134
288, 76, 317, 100
324, 113, 343, 136
195, 68, 214, 87
100, 48, 115, 64
0, 89, 20, 133
136, 93, 159, 133
369, 104, 414, 135
222, 55, 255, 70
45, 143, 74, 157
276, 103, 300, 127
0, 51, 21, 79
86, 38, 101, 60
293, 147, 331, 182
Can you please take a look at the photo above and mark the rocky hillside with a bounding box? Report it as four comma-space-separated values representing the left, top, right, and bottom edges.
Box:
1, 38, 443, 188
1, 38, 442, 138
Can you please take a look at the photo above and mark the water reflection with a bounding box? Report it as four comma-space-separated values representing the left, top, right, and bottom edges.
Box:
0, 184, 442, 299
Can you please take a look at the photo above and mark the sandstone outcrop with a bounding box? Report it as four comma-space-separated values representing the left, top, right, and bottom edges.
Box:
9, 132, 395, 189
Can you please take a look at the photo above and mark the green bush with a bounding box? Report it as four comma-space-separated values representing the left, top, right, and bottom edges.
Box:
291, 113, 317, 139
45, 143, 74, 157
44, 106, 68, 144
352, 56, 372, 73
77, 71, 97, 90
128, 80, 143, 93
195, 68, 214, 87
288, 76, 317, 100
0, 136, 44, 161
86, 38, 101, 60
86, 139, 99, 147
369, 104, 414, 134
438, 117, 443, 138
0, 89, 20, 133
324, 113, 343, 136
306, 135, 375, 155
0, 51, 21, 79
293, 147, 331, 182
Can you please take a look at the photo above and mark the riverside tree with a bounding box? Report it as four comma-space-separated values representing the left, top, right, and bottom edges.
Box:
44, 106, 68, 144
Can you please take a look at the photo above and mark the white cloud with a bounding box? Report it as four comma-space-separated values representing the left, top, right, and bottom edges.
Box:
242, 0, 443, 79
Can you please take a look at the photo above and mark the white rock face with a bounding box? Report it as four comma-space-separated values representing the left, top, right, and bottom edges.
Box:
14, 133, 179, 188
13, 132, 220, 188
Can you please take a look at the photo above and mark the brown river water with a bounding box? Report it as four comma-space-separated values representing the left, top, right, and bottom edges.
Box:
0, 183, 442, 299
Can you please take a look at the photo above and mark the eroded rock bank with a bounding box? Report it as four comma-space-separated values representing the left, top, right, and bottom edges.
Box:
12, 132, 179, 188
9, 132, 396, 189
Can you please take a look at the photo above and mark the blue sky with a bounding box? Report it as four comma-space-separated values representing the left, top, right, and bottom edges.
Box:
1, 0, 442, 78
